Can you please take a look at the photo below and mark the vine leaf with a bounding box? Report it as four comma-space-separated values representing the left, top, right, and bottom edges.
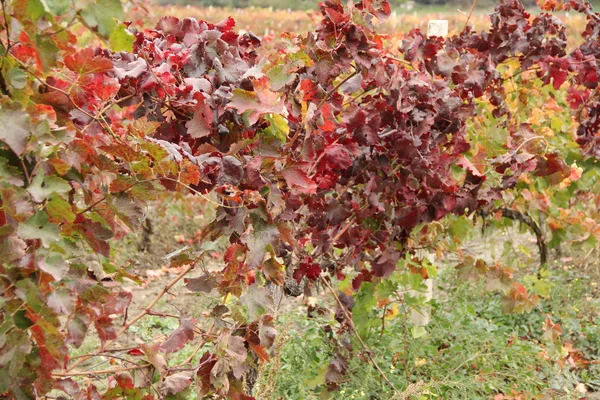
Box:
141, 342, 166, 374
77, 0, 125, 38
228, 78, 284, 125
109, 25, 135, 52
0, 104, 30, 156
262, 258, 285, 285
27, 174, 72, 203
46, 194, 76, 224
280, 165, 317, 194
224, 335, 247, 363
241, 218, 279, 270
163, 371, 193, 395
64, 48, 114, 75
95, 315, 117, 342
160, 317, 197, 354
38, 253, 69, 280
293, 256, 321, 283
17, 211, 60, 246
185, 273, 216, 293
239, 284, 273, 320
186, 97, 213, 138
210, 358, 230, 394
371, 249, 400, 278
67, 310, 91, 348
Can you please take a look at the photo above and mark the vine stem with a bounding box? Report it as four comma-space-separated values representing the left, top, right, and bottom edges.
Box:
483, 135, 549, 175
330, 217, 355, 246
462, 0, 479, 33
316, 69, 360, 110
387, 55, 417, 71
319, 276, 400, 396
53, 364, 151, 377
63, 258, 200, 373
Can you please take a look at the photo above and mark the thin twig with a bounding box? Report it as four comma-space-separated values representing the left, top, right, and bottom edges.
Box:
330, 217, 355, 245
316, 70, 360, 110
387, 55, 417, 71
160, 177, 244, 210
40, 15, 78, 37
462, 0, 479, 33
0, 0, 11, 96
483, 135, 549, 175
64, 258, 201, 372
53, 364, 151, 377
76, 178, 160, 215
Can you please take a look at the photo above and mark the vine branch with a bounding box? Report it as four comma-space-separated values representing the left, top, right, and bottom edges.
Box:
64, 257, 201, 372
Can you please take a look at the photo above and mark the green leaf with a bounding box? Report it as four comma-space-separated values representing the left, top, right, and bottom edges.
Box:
109, 25, 134, 52
37, 37, 60, 71
46, 194, 75, 224
266, 65, 295, 91
13, 0, 49, 21
45, 0, 70, 14
78, 0, 125, 38
241, 215, 279, 269
17, 211, 60, 246
305, 363, 328, 388
7, 68, 27, 90
353, 282, 377, 338
0, 103, 30, 156
376, 276, 399, 299
408, 272, 423, 290
239, 284, 273, 320
259, 114, 289, 145
27, 173, 72, 203
448, 216, 471, 240
0, 157, 25, 186
12, 309, 34, 330
411, 326, 427, 339
38, 252, 69, 280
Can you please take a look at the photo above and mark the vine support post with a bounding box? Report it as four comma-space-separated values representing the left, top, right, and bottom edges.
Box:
409, 20, 448, 328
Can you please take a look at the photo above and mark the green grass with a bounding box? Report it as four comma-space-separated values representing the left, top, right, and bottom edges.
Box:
256, 264, 600, 399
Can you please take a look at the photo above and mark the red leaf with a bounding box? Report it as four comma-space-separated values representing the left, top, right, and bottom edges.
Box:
323, 143, 355, 170
164, 371, 193, 395
95, 315, 116, 342
280, 165, 316, 194
127, 348, 145, 356
249, 344, 270, 362
372, 249, 400, 278
196, 353, 218, 397
160, 317, 197, 354
293, 256, 322, 283
457, 156, 482, 177
186, 95, 213, 138
64, 48, 113, 75
104, 291, 132, 315
216, 16, 236, 31
185, 273, 216, 293
352, 269, 373, 290
114, 373, 135, 390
